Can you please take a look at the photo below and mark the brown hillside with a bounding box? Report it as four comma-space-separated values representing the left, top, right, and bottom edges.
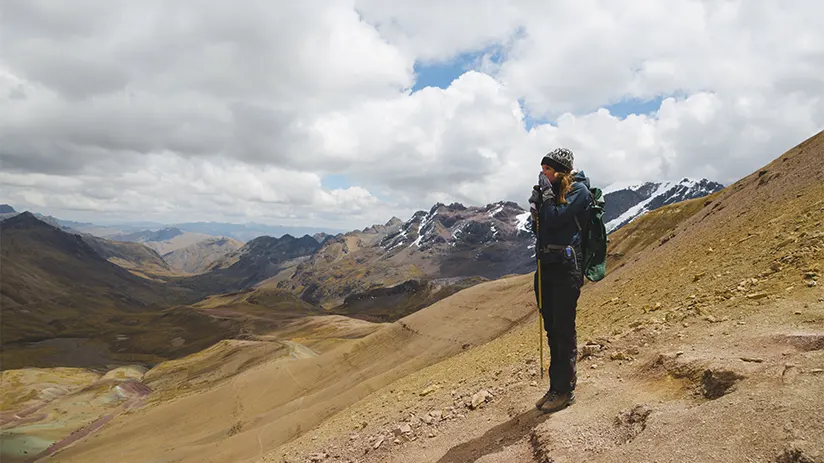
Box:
329, 276, 488, 323
279, 227, 426, 308
579, 130, 823, 336
49, 277, 537, 463
175, 234, 321, 297
604, 190, 723, 274
81, 233, 180, 279
0, 214, 246, 370
162, 236, 244, 274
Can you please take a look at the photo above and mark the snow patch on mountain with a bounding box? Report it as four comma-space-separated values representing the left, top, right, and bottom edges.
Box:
602, 181, 647, 195
515, 211, 531, 234
604, 177, 724, 233
488, 204, 505, 218
605, 182, 673, 232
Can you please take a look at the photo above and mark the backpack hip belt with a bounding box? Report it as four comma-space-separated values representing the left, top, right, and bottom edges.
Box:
540, 244, 572, 253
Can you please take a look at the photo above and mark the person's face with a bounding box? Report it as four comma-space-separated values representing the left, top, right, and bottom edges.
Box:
541, 164, 558, 184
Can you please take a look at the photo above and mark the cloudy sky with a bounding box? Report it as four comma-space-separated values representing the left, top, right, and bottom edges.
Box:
1, 0, 822, 230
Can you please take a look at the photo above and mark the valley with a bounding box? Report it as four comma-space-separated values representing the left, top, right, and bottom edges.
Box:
1, 132, 821, 463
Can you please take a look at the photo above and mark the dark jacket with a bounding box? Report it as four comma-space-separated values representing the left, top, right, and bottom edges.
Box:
537, 170, 592, 253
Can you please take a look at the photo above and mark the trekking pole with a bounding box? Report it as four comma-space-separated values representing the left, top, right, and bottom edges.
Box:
533, 185, 544, 380
538, 263, 544, 380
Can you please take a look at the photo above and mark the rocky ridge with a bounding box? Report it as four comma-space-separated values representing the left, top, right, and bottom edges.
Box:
280, 201, 534, 307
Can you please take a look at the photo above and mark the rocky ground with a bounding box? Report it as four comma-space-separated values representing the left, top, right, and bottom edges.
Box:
271, 290, 824, 463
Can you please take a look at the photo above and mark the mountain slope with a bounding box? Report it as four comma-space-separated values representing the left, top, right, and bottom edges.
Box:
109, 227, 215, 254
604, 178, 724, 233
281, 202, 534, 307
47, 274, 538, 463
162, 236, 244, 274
176, 234, 322, 295
328, 276, 489, 323
604, 191, 722, 273
80, 233, 179, 278
0, 213, 246, 369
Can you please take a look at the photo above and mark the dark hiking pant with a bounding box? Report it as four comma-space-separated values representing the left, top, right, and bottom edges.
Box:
533, 245, 583, 393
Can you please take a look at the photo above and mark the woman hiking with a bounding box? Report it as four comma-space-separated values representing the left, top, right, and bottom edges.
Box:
528, 147, 592, 414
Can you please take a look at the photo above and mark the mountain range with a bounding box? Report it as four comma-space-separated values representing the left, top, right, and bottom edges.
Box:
65, 219, 344, 243
603, 178, 725, 233
0, 176, 723, 313
278, 201, 535, 307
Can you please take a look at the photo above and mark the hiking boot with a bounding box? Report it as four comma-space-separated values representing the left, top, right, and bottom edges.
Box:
536, 390, 575, 413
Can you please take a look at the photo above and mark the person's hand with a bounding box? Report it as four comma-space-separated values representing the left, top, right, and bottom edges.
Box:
541, 186, 556, 204
528, 185, 542, 207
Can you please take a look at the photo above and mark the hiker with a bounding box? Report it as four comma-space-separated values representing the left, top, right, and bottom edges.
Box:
528, 147, 593, 413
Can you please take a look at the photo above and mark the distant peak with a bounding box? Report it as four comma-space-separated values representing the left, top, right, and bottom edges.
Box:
1, 211, 54, 230
0, 204, 16, 214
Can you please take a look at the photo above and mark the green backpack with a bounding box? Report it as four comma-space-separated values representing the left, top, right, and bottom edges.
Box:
574, 186, 608, 282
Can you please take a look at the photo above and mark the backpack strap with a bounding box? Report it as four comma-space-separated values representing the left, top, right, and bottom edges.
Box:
574, 188, 595, 232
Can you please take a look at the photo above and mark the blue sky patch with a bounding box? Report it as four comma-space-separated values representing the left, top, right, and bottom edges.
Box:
522, 95, 669, 131
321, 174, 351, 190
412, 45, 506, 92
519, 99, 554, 131
604, 96, 665, 118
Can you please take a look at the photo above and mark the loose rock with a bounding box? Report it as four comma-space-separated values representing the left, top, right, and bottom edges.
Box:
610, 351, 634, 361
580, 343, 602, 358
419, 385, 437, 397
470, 390, 492, 409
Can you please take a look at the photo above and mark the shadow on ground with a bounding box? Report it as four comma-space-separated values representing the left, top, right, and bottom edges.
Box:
437, 408, 552, 463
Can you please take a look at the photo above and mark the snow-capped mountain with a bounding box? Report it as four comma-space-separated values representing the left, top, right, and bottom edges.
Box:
379, 201, 533, 252
603, 178, 724, 233
281, 201, 536, 307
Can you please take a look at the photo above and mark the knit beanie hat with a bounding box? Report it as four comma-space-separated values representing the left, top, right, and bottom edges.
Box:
541, 148, 574, 173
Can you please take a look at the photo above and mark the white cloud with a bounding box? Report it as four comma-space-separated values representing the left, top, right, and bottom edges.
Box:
354, 0, 521, 62
1, 0, 822, 230
0, 154, 397, 227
